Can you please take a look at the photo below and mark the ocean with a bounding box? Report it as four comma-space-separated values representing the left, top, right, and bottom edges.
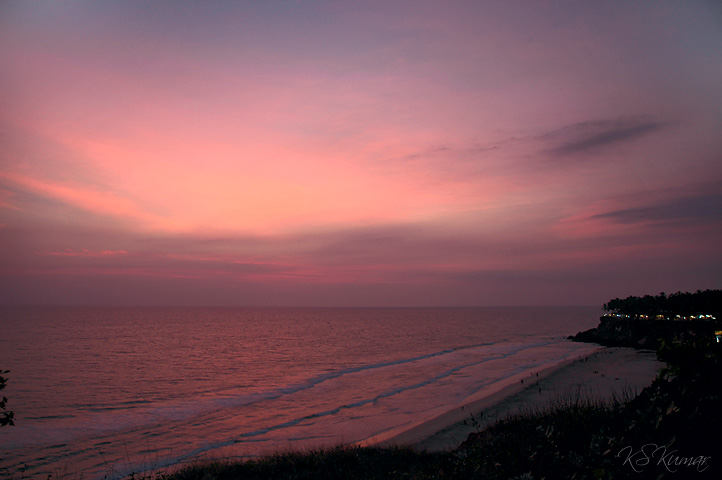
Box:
0, 306, 601, 479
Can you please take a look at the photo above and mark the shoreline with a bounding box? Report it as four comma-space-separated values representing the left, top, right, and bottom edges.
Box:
362, 346, 663, 451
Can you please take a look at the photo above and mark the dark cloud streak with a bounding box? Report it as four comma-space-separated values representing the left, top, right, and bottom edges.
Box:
593, 193, 722, 225
546, 118, 664, 157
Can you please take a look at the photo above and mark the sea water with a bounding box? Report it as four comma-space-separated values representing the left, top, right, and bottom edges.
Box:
0, 306, 601, 478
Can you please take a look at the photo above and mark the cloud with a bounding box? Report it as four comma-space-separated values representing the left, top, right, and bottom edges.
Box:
0, 170, 157, 229
2, 210, 720, 306
545, 118, 665, 157
36, 249, 128, 257
592, 193, 722, 225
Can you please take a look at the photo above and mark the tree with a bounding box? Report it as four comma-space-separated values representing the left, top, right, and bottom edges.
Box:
0, 370, 14, 427
603, 290, 722, 320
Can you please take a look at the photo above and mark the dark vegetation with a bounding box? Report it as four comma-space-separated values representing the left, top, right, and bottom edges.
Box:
569, 315, 718, 350
0, 370, 13, 427
571, 289, 722, 350
603, 289, 722, 320
169, 447, 451, 480
452, 336, 721, 479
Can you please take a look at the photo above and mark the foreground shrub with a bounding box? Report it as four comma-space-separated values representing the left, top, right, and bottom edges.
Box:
171, 446, 452, 480
453, 396, 629, 479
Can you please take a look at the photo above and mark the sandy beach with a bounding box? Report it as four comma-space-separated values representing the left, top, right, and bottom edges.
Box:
368, 347, 663, 451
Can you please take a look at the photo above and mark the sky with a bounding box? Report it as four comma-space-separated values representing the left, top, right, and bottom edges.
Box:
1, 0, 721, 307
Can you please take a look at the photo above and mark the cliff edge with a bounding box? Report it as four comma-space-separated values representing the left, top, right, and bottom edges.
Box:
569, 316, 719, 350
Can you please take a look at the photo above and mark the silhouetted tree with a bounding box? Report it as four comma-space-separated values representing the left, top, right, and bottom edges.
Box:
603, 290, 722, 320
0, 370, 13, 427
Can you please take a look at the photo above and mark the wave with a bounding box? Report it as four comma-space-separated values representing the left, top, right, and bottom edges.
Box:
180, 340, 560, 457
99, 342, 512, 428
3, 339, 584, 480
175, 340, 552, 419
31, 341, 555, 437
95, 340, 572, 479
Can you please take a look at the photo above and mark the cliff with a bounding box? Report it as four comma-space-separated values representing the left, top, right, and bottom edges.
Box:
569, 316, 719, 350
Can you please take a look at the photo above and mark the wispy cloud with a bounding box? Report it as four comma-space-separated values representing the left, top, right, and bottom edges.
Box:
0, 170, 158, 229
36, 249, 128, 257
545, 118, 665, 157
592, 193, 722, 226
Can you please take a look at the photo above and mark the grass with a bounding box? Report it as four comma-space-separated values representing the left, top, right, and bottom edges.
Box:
454, 395, 632, 479
170, 447, 451, 480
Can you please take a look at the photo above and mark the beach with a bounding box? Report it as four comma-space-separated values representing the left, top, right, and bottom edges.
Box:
0, 305, 689, 479
369, 347, 663, 451
0, 306, 604, 479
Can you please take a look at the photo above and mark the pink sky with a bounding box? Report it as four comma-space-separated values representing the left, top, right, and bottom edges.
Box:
1, 1, 721, 306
